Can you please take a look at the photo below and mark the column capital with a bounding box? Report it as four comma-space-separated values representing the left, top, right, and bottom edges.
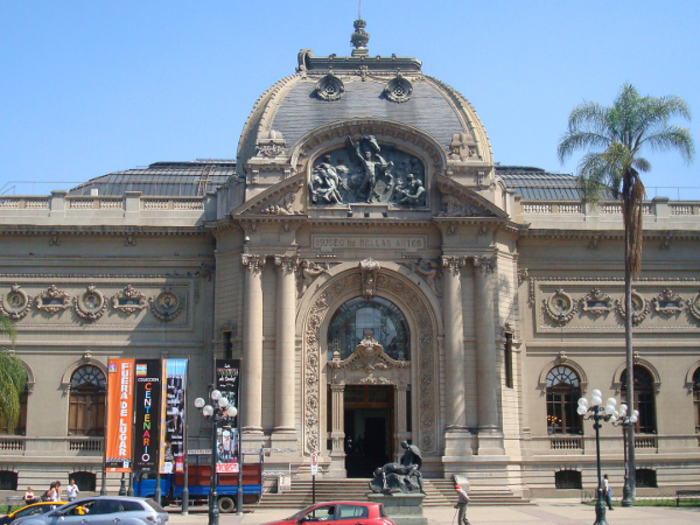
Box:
274, 254, 298, 274
330, 384, 346, 393
441, 255, 465, 276
473, 254, 496, 274
241, 253, 266, 273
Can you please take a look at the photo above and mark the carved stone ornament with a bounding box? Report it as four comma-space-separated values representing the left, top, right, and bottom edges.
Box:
651, 288, 685, 317
384, 75, 413, 103
0, 285, 32, 320
35, 284, 71, 314
438, 194, 488, 217
410, 258, 442, 297
149, 288, 185, 322
614, 291, 650, 326
74, 285, 107, 322
359, 259, 380, 298
296, 259, 331, 296
543, 288, 578, 325
254, 130, 287, 159
687, 292, 700, 322
447, 132, 479, 161
315, 73, 345, 101
111, 284, 148, 315
328, 329, 410, 375
258, 192, 299, 215
580, 288, 612, 317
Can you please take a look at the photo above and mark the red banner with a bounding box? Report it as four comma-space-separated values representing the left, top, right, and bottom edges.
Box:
105, 358, 135, 472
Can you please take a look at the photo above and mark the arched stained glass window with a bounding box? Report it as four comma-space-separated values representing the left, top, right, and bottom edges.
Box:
546, 366, 582, 435
621, 365, 656, 434
327, 297, 409, 361
69, 365, 106, 436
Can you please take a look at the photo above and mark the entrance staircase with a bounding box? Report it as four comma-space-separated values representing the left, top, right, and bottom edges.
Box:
254, 478, 531, 508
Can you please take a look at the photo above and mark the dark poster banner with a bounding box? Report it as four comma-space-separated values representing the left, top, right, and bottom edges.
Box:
133, 359, 162, 473
159, 359, 188, 474
215, 359, 240, 474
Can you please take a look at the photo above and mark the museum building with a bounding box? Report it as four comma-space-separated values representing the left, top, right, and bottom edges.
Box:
1, 21, 699, 498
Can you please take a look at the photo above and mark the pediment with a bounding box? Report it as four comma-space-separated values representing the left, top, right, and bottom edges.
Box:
434, 174, 508, 219
231, 172, 306, 217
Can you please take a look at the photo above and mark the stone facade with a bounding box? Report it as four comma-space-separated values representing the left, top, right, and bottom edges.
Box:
1, 28, 699, 498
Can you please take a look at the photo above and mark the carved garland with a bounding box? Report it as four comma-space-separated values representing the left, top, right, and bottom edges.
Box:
304, 271, 436, 455
35, 284, 71, 314
111, 284, 148, 314
687, 292, 700, 322
74, 285, 107, 322
543, 288, 578, 325
0, 285, 32, 320
149, 288, 185, 322
580, 288, 612, 317
614, 291, 650, 326
651, 288, 685, 317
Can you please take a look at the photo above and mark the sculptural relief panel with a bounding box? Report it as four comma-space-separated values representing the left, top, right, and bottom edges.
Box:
309, 135, 426, 207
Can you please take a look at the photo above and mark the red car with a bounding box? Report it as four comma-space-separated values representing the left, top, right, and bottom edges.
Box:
263, 501, 395, 525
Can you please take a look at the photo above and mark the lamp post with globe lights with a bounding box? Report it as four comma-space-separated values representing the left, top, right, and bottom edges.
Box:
194, 387, 238, 525
612, 403, 638, 507
577, 389, 618, 525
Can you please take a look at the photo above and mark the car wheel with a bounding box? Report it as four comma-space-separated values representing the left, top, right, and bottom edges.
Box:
217, 497, 235, 514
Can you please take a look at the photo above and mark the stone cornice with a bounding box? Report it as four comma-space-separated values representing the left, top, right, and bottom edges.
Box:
0, 225, 207, 237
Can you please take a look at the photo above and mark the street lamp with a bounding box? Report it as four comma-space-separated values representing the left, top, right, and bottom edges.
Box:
577, 389, 617, 525
612, 403, 639, 507
194, 387, 238, 525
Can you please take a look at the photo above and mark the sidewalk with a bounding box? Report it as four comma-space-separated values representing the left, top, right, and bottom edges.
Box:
167, 500, 700, 525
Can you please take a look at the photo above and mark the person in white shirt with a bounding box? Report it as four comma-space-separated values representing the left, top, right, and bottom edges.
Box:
603, 474, 613, 510
454, 484, 470, 525
66, 479, 79, 502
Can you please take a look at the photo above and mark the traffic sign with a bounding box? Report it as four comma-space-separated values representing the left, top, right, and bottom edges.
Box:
310, 453, 318, 476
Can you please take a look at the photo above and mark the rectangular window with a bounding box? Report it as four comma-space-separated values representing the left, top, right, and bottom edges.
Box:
504, 332, 513, 389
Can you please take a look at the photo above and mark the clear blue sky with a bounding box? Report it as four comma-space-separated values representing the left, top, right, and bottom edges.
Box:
1, 0, 698, 198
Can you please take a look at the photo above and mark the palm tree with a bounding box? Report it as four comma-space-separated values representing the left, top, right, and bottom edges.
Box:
558, 83, 694, 505
0, 315, 26, 433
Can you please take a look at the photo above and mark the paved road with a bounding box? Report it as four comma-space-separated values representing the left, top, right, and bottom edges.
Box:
167, 500, 700, 525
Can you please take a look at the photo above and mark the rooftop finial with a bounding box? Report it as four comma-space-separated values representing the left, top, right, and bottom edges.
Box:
350, 3, 369, 57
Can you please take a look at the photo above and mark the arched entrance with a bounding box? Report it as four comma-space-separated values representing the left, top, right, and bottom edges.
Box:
302, 265, 440, 478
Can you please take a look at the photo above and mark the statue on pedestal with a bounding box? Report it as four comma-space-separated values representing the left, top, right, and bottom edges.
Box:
369, 440, 425, 494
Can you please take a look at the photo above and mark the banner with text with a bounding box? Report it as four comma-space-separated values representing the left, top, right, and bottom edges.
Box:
106, 358, 135, 472
159, 359, 188, 474
215, 359, 240, 473
133, 359, 162, 473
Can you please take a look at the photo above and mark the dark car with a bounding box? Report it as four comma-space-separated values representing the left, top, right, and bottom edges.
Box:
0, 502, 69, 525
262, 501, 395, 525
13, 496, 168, 525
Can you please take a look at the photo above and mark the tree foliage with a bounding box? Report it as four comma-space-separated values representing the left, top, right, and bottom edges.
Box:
558, 83, 694, 277
0, 315, 25, 432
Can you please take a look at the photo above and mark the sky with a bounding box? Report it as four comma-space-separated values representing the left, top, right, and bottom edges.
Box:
1, 1, 699, 199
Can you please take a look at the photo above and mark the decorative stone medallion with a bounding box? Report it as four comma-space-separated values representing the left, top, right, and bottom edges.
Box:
150, 288, 184, 321
543, 288, 577, 324
0, 285, 32, 320
111, 284, 147, 315
687, 292, 700, 322
651, 288, 685, 317
614, 291, 650, 326
315, 74, 345, 101
74, 285, 107, 321
580, 288, 612, 317
384, 76, 413, 103
35, 284, 71, 314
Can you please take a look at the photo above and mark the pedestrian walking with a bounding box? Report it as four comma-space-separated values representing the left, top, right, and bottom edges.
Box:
603, 474, 613, 510
66, 479, 79, 502
454, 484, 470, 525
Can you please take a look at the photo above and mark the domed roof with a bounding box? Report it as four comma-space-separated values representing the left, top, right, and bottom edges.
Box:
237, 22, 492, 176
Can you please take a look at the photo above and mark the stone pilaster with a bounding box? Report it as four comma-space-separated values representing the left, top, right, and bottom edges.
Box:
273, 255, 297, 434
241, 253, 265, 433
327, 383, 346, 477
473, 255, 504, 454
441, 256, 467, 430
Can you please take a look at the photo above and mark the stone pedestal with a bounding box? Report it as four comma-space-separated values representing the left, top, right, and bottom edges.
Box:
366, 493, 427, 525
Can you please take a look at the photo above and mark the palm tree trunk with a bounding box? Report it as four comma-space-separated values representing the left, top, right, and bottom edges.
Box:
624, 238, 636, 504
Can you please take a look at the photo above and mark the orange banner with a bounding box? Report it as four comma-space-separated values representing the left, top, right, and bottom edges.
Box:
105, 358, 135, 472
